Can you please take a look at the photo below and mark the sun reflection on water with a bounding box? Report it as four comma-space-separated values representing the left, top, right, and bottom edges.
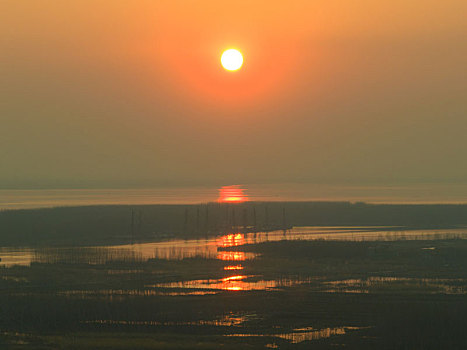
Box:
217, 251, 247, 261
149, 276, 309, 292
5, 227, 467, 267
216, 233, 248, 263
217, 233, 245, 247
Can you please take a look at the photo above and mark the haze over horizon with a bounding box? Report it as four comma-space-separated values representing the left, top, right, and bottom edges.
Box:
1, 1, 466, 191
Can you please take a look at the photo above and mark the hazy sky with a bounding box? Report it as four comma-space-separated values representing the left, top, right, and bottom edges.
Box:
1, 1, 466, 189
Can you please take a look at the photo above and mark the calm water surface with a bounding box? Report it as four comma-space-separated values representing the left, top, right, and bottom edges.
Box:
3, 226, 467, 268
2, 183, 467, 209
2, 226, 467, 294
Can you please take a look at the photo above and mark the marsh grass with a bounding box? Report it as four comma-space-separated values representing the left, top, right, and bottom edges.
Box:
2, 236, 467, 349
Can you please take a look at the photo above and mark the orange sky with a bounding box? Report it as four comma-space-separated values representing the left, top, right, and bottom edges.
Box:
0, 1, 466, 189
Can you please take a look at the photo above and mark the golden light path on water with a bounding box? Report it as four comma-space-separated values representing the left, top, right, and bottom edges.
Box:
3, 227, 467, 269
2, 227, 467, 293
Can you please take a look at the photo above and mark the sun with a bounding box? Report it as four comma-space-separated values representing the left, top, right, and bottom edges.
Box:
221, 49, 243, 71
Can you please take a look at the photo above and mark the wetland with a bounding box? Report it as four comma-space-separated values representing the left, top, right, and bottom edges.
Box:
1, 203, 467, 349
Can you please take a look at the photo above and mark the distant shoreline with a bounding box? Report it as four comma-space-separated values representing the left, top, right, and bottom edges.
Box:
2, 200, 467, 212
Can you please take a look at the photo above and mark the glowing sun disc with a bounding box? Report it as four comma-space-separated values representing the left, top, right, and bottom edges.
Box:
221, 49, 243, 71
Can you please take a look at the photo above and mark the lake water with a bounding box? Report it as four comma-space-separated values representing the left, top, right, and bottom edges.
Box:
3, 226, 467, 268
2, 226, 467, 295
2, 183, 466, 210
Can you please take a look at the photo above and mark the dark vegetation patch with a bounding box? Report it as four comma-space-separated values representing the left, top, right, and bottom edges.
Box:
1, 202, 467, 246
